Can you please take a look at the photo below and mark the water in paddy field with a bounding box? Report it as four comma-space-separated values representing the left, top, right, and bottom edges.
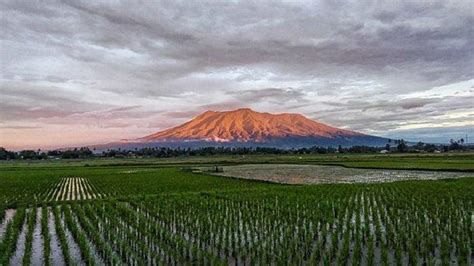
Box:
0, 163, 471, 265
70, 209, 104, 265
49, 177, 101, 201
0, 209, 16, 240
31, 208, 44, 266
61, 214, 84, 265
10, 211, 28, 265
210, 164, 469, 184
47, 208, 65, 266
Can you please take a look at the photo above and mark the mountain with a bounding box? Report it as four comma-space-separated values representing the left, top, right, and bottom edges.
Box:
108, 108, 388, 149
140, 108, 362, 142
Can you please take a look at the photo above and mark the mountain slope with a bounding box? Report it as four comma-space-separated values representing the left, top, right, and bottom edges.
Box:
134, 108, 387, 147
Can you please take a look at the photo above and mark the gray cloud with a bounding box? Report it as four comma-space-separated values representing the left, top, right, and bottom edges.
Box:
322, 97, 440, 112
227, 88, 308, 104
1, 0, 473, 147
383, 126, 474, 144
312, 95, 474, 133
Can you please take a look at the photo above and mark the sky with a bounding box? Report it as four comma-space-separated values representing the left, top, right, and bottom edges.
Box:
1, 0, 473, 150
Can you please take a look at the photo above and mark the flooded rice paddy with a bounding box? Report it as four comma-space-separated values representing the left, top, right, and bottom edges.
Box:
0, 165, 471, 265
207, 164, 469, 184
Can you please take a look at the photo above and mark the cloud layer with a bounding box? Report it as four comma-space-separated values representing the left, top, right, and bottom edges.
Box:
1, 0, 473, 149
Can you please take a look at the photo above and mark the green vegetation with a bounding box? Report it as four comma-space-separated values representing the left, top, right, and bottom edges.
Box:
1, 152, 474, 173
0, 207, 26, 264
52, 204, 72, 265
41, 205, 51, 266
0, 154, 472, 264
1, 138, 472, 161
22, 208, 36, 266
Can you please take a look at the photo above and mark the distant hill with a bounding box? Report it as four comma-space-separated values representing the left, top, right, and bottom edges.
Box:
99, 108, 390, 150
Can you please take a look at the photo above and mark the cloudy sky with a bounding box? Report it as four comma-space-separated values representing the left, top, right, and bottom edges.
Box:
1, 0, 473, 150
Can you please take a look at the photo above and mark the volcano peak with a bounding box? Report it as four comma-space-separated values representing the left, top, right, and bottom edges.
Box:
139, 108, 368, 143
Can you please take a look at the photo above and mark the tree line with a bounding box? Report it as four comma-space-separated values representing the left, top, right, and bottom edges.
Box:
0, 139, 471, 160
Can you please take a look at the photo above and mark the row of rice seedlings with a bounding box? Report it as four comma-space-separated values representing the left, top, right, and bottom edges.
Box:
380, 186, 471, 265
45, 177, 105, 202
0, 194, 24, 208
22, 207, 37, 265
71, 178, 93, 200
0, 175, 62, 206
0, 206, 9, 240
86, 178, 109, 199
114, 201, 224, 265
170, 196, 307, 261
52, 205, 73, 265
71, 203, 123, 264
108, 201, 202, 264
46, 207, 64, 265
374, 185, 469, 265
81, 177, 108, 200
127, 182, 471, 264
0, 207, 26, 264
137, 195, 230, 259
0, 209, 17, 245
86, 203, 140, 264
32, 208, 44, 265
9, 210, 29, 265
0, 207, 46, 266
0, 205, 5, 224
62, 204, 96, 264
65, 179, 74, 201
51, 178, 68, 201
61, 178, 80, 201
1, 176, 470, 265
133, 195, 327, 264
41, 179, 63, 202
65, 201, 164, 265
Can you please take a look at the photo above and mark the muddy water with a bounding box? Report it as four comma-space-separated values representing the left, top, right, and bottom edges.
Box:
10, 211, 28, 265
47, 208, 65, 266
211, 164, 469, 184
0, 209, 16, 240
31, 208, 44, 266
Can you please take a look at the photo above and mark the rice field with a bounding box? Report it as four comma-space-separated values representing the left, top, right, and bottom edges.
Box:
0, 157, 472, 265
